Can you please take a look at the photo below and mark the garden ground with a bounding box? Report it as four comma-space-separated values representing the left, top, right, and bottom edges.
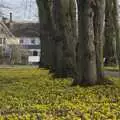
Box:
0, 67, 120, 119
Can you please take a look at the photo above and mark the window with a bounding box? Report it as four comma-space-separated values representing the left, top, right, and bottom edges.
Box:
20, 40, 23, 44
31, 40, 35, 44
33, 51, 38, 56
3, 38, 6, 44
1, 28, 4, 32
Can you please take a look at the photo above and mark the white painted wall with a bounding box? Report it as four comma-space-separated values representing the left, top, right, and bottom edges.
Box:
19, 37, 40, 45
17, 37, 41, 63
28, 56, 40, 62
7, 37, 19, 45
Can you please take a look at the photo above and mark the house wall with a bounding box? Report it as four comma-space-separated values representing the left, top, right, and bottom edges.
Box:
7, 37, 19, 45
18, 37, 41, 64
19, 37, 40, 45
0, 37, 7, 47
0, 21, 41, 64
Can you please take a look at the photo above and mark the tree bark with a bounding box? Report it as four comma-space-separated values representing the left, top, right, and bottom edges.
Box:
112, 0, 120, 70
104, 0, 116, 66
53, 0, 77, 77
74, 0, 97, 85
93, 0, 105, 82
36, 0, 55, 69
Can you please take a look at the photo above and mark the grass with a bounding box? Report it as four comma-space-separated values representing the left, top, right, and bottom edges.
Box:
0, 68, 120, 119
104, 66, 119, 72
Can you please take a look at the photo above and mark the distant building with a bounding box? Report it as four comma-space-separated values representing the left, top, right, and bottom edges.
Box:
8, 22, 41, 64
0, 13, 40, 64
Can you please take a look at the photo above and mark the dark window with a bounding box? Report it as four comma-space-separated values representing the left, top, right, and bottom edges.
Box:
20, 40, 23, 44
3, 38, 6, 44
1, 28, 4, 32
33, 51, 38, 56
31, 40, 35, 44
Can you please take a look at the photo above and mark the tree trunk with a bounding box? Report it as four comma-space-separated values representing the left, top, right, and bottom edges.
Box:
52, 0, 64, 75
53, 0, 77, 77
36, 0, 55, 69
74, 0, 97, 85
93, 0, 105, 82
112, 0, 120, 70
104, 0, 116, 66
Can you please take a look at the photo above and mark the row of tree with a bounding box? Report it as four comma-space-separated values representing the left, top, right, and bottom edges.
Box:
36, 0, 120, 85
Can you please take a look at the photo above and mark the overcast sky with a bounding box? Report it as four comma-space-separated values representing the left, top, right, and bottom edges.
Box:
0, 0, 38, 22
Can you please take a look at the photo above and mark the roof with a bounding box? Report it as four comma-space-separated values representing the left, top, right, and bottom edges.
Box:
7, 22, 40, 37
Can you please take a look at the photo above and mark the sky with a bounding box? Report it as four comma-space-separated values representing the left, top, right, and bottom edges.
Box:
0, 0, 38, 22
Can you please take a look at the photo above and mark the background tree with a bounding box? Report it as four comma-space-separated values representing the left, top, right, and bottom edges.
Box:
10, 45, 21, 64
104, 0, 116, 66
112, 0, 120, 70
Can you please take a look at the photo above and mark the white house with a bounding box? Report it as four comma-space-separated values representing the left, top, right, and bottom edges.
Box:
19, 37, 41, 64
7, 20, 41, 64
0, 13, 40, 64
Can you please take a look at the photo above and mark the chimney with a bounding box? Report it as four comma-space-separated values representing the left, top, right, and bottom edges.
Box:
10, 12, 12, 22
9, 12, 13, 29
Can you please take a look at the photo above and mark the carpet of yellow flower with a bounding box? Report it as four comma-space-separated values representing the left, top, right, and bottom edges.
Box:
0, 68, 120, 119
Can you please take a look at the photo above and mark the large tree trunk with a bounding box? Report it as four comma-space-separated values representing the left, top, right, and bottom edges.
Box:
74, 0, 97, 85
74, 0, 105, 85
93, 0, 106, 82
52, 0, 64, 75
53, 0, 77, 77
36, 0, 55, 69
104, 0, 116, 66
112, 0, 120, 70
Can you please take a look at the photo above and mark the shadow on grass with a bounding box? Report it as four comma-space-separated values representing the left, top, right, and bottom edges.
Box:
71, 79, 114, 87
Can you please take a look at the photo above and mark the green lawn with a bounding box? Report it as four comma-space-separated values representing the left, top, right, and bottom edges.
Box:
104, 66, 119, 72
0, 68, 120, 119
